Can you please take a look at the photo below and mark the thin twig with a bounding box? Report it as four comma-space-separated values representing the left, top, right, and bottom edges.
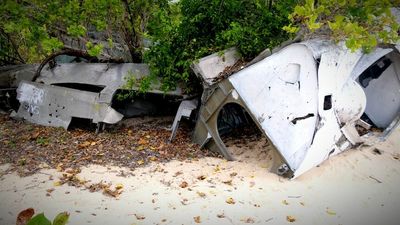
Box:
369, 175, 382, 183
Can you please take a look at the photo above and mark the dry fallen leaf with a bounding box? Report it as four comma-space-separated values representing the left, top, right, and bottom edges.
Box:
173, 171, 183, 177
134, 214, 145, 220
102, 182, 123, 198
241, 217, 255, 223
31, 131, 41, 140
78, 141, 91, 148
286, 216, 296, 222
282, 200, 289, 205
137, 160, 144, 165
226, 197, 235, 204
180, 198, 189, 205
53, 181, 62, 186
38, 163, 50, 169
230, 172, 238, 177
56, 163, 64, 172
138, 138, 148, 145
249, 181, 255, 187
103, 188, 119, 197
197, 191, 206, 198
197, 175, 206, 180
179, 181, 188, 188
115, 183, 124, 190
16, 208, 35, 225
222, 180, 233, 186
193, 216, 201, 223
326, 208, 336, 215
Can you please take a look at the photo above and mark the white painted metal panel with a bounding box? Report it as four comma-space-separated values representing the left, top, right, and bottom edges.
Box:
363, 54, 400, 128
229, 44, 318, 170
16, 81, 123, 129
294, 46, 363, 177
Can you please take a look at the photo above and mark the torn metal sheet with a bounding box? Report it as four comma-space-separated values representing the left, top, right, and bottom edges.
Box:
13, 63, 184, 129
191, 48, 240, 87
359, 52, 400, 128
37, 63, 183, 97
229, 44, 318, 170
0, 65, 39, 111
0, 64, 38, 88
16, 81, 123, 129
169, 99, 198, 142
192, 40, 400, 178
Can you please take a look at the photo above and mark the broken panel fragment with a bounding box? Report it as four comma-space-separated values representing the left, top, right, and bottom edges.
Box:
13, 63, 185, 129
16, 81, 123, 129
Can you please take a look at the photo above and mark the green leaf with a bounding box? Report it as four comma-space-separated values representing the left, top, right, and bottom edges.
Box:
283, 25, 299, 33
86, 43, 104, 57
3, 22, 16, 33
67, 24, 87, 37
308, 21, 321, 30
53, 212, 69, 225
41, 38, 64, 53
107, 38, 114, 48
345, 38, 359, 52
26, 213, 52, 225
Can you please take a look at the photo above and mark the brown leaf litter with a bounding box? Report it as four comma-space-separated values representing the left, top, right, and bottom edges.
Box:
0, 114, 219, 177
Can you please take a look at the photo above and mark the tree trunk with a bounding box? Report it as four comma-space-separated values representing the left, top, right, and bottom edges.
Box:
32, 48, 124, 82
122, 0, 143, 63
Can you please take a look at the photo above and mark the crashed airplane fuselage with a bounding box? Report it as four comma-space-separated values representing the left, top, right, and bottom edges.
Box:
14, 63, 184, 129
9, 39, 400, 178
192, 40, 400, 178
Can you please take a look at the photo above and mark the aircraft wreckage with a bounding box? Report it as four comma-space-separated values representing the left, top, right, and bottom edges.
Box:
2, 39, 400, 178
11, 63, 183, 130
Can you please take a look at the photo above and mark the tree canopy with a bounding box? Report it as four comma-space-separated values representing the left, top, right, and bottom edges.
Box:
1, 0, 399, 93
0, 0, 167, 63
144, 0, 297, 92
284, 0, 400, 52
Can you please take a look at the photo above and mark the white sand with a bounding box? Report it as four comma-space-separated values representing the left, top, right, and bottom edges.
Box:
0, 127, 399, 225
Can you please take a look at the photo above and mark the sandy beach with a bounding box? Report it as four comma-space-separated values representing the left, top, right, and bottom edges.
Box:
0, 126, 399, 225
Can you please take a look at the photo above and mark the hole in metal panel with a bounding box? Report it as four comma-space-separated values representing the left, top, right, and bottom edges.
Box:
111, 90, 181, 118
68, 117, 96, 131
291, 113, 315, 125
358, 57, 392, 88
323, 95, 332, 110
356, 52, 400, 130
51, 83, 106, 93
216, 103, 285, 174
